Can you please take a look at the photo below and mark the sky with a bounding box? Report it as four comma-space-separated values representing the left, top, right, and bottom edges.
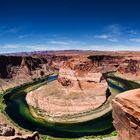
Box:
0, 0, 140, 53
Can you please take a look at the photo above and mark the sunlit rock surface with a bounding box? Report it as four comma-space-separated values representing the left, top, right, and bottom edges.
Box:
26, 57, 108, 121
112, 89, 140, 140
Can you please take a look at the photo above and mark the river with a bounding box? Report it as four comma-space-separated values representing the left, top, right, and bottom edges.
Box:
3, 74, 140, 138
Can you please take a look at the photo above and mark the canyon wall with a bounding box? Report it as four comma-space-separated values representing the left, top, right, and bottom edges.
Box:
58, 55, 140, 93
0, 54, 71, 92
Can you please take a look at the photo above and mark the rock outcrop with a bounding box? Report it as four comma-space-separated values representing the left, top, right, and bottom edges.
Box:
26, 57, 111, 122
0, 132, 39, 140
58, 57, 108, 92
0, 124, 15, 136
116, 59, 140, 81
112, 89, 140, 140
0, 123, 39, 140
58, 57, 108, 107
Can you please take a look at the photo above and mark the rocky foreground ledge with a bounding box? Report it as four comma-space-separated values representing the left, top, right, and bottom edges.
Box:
0, 124, 39, 140
112, 89, 140, 140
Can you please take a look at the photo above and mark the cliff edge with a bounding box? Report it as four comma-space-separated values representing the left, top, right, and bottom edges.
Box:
112, 89, 140, 140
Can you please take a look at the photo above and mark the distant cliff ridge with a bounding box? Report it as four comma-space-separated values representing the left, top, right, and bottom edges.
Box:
1, 53, 140, 92
0, 54, 71, 92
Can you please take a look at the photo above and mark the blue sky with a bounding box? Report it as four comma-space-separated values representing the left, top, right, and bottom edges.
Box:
0, 0, 140, 53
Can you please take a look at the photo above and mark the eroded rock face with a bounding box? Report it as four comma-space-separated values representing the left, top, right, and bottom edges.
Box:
58, 57, 107, 91
116, 59, 140, 81
11, 132, 39, 140
58, 77, 72, 86
2, 52, 140, 93
0, 55, 71, 93
112, 89, 140, 140
0, 124, 15, 136
57, 57, 108, 107
0, 123, 39, 140
0, 55, 71, 79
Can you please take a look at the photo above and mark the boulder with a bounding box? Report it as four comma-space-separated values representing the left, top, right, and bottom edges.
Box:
0, 124, 15, 136
0, 131, 39, 140
0, 123, 39, 140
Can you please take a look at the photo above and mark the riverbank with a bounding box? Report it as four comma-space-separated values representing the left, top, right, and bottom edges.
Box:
0, 75, 114, 137
26, 80, 110, 123
1, 74, 140, 139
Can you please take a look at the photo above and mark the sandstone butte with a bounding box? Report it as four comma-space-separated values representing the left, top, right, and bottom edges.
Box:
26, 54, 140, 122
26, 57, 108, 122
112, 89, 140, 140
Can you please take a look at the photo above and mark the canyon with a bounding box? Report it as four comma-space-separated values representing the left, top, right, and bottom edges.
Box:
1, 51, 140, 139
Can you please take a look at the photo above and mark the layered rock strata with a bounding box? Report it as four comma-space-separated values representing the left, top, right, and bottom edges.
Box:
2, 53, 140, 93
58, 57, 108, 104
26, 57, 109, 122
112, 89, 140, 140
0, 55, 71, 92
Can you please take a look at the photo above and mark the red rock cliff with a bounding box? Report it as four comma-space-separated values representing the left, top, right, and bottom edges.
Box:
0, 55, 71, 92
112, 89, 140, 140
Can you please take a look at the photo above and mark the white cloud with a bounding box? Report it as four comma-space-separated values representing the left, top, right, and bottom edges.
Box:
93, 24, 123, 42
0, 26, 20, 36
129, 30, 139, 35
94, 34, 109, 39
48, 39, 80, 46
129, 38, 140, 42
18, 34, 32, 39
105, 24, 121, 35
2, 34, 140, 54
82, 45, 140, 51
1, 43, 140, 53
107, 38, 118, 42
49, 40, 70, 45
0, 44, 47, 53
94, 34, 118, 42
2, 44, 20, 49
0, 38, 82, 52
7, 28, 18, 33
